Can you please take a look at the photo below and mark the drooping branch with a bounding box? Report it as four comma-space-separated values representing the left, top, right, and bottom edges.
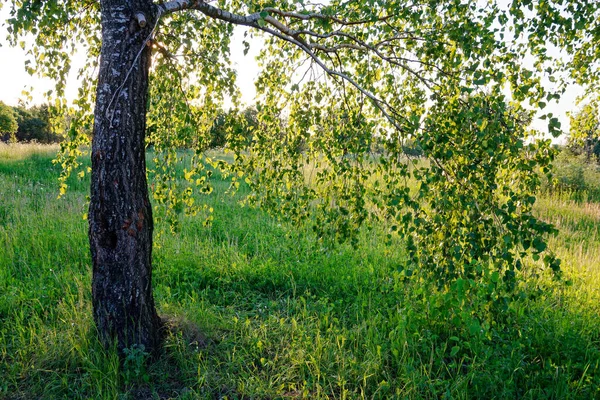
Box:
155, 1, 420, 132
253, 24, 408, 132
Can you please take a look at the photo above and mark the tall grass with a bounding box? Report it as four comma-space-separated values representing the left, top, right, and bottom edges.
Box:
1, 144, 600, 399
0, 142, 59, 161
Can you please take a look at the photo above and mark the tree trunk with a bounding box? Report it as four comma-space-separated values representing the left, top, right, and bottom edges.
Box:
89, 0, 161, 355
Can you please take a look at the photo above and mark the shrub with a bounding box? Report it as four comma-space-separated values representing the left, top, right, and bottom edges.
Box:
14, 104, 61, 143
543, 148, 600, 200
0, 102, 18, 142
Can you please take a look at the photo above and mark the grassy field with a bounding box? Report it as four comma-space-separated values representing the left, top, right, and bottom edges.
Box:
1, 143, 600, 399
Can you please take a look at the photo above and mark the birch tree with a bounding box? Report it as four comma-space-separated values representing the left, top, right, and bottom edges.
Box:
5, 0, 560, 355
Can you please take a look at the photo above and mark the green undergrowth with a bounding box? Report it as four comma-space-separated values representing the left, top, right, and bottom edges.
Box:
1, 144, 600, 399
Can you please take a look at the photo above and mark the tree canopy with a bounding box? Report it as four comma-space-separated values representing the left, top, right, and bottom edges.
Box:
511, 0, 600, 91
569, 100, 600, 163
0, 101, 18, 141
3, 0, 590, 352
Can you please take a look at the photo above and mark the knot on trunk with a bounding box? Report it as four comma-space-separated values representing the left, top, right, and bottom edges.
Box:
134, 12, 147, 27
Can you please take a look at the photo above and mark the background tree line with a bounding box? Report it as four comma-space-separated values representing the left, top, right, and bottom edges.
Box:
536, 98, 600, 199
568, 99, 600, 163
0, 102, 256, 147
5, 95, 598, 166
0, 101, 61, 143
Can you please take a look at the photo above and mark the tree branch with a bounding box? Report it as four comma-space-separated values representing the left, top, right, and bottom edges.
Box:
263, 7, 397, 27
155, 1, 415, 131
158, 0, 262, 26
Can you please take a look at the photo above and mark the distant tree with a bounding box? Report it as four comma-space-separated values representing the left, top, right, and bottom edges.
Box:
401, 139, 424, 157
208, 110, 229, 148
208, 106, 257, 149
0, 102, 18, 142
239, 106, 258, 144
13, 104, 60, 143
569, 100, 600, 163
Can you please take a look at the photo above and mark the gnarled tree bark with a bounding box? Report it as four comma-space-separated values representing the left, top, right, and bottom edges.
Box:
89, 0, 161, 355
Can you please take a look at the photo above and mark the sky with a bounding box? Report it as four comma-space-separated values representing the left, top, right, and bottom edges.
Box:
0, 5, 587, 142
0, 9, 55, 106
0, 5, 260, 108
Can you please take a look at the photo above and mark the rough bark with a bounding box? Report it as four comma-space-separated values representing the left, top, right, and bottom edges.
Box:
89, 0, 161, 355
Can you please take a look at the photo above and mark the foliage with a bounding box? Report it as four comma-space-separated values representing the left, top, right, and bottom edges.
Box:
401, 92, 558, 322
13, 104, 62, 143
122, 344, 151, 385
0, 103, 62, 144
400, 139, 424, 157
0, 102, 18, 142
2, 146, 600, 399
508, 0, 600, 93
208, 106, 257, 148
542, 147, 600, 201
569, 99, 600, 163
3, 0, 574, 344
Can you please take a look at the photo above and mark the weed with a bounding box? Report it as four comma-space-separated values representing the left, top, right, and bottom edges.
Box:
122, 344, 150, 386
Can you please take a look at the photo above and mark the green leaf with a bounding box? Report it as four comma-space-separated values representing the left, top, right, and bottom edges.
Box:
450, 345, 460, 357
533, 237, 547, 253
490, 271, 499, 283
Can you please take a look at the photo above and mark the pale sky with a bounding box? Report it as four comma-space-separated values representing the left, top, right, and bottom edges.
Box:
0, 5, 586, 142
0, 7, 55, 106
0, 6, 259, 108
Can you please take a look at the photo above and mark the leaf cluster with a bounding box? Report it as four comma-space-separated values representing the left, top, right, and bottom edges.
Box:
569, 99, 600, 163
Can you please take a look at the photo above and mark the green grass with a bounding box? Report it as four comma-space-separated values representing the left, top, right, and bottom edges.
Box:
1, 143, 600, 399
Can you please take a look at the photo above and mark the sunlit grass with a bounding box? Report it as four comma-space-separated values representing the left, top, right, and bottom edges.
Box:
0, 142, 59, 161
1, 144, 600, 399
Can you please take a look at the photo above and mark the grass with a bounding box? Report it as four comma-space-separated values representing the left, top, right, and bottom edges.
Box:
1, 143, 600, 399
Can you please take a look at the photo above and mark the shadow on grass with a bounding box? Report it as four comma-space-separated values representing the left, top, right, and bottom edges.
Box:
3, 148, 600, 398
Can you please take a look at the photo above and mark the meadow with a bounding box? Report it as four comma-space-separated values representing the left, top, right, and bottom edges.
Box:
1, 143, 600, 399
